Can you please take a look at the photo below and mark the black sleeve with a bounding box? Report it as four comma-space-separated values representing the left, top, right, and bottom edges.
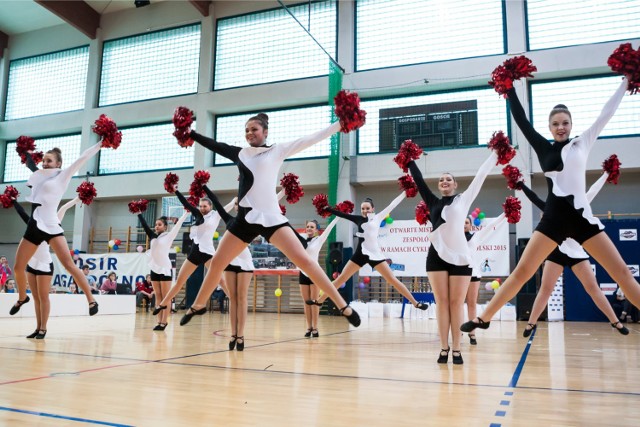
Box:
13, 201, 30, 224
520, 183, 546, 211
203, 185, 233, 225
138, 214, 158, 240
507, 88, 551, 160
191, 131, 242, 163
408, 161, 440, 207
25, 153, 39, 172
288, 224, 307, 248
175, 190, 203, 224
325, 207, 363, 226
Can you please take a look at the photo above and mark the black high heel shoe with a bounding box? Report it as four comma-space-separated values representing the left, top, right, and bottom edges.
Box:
415, 302, 429, 311
304, 329, 312, 338
339, 305, 361, 327
35, 330, 47, 340
437, 348, 450, 364
153, 323, 167, 331
452, 350, 463, 365
311, 328, 319, 338
611, 321, 629, 335
229, 335, 237, 351
460, 317, 490, 333
26, 329, 39, 339
9, 295, 30, 315
523, 323, 537, 338
236, 337, 244, 351
179, 306, 207, 326
305, 300, 323, 306
152, 305, 167, 316
89, 301, 99, 316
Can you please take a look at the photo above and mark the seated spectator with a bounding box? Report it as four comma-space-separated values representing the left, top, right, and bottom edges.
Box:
4, 278, 16, 293
617, 287, 640, 323
68, 283, 79, 294
211, 284, 227, 313
82, 265, 99, 294
136, 274, 155, 310
100, 272, 118, 295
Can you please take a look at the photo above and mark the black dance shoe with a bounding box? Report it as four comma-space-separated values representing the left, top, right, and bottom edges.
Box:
339, 305, 361, 327
35, 330, 47, 340
312, 329, 319, 338
89, 301, 99, 316
523, 323, 537, 338
452, 350, 463, 365
469, 334, 477, 345
153, 323, 167, 331
460, 317, 490, 333
437, 348, 450, 364
180, 306, 207, 326
304, 329, 312, 338
611, 321, 629, 335
236, 337, 244, 351
152, 305, 167, 316
26, 329, 39, 339
415, 302, 429, 311
229, 335, 237, 350
305, 300, 323, 306
10, 295, 30, 315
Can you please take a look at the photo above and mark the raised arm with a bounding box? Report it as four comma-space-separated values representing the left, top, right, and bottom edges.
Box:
57, 197, 80, 222
167, 211, 190, 243
582, 78, 628, 150
13, 200, 31, 224
190, 131, 242, 163
203, 185, 234, 225
277, 122, 341, 160
325, 207, 363, 225
277, 189, 285, 202
175, 190, 202, 223
24, 152, 39, 172
312, 217, 340, 249
375, 192, 406, 221
58, 143, 102, 182
407, 161, 440, 207
138, 214, 157, 240
586, 172, 609, 202
459, 152, 498, 207
506, 88, 552, 158
519, 183, 546, 211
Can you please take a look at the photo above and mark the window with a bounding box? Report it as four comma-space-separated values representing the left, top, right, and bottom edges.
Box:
358, 88, 508, 154
98, 122, 194, 174
215, 1, 337, 89
215, 105, 333, 164
356, 0, 504, 71
99, 24, 200, 106
4, 46, 89, 120
527, 0, 640, 50
530, 75, 640, 139
3, 134, 82, 182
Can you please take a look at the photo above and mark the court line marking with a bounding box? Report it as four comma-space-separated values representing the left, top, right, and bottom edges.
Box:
0, 405, 133, 427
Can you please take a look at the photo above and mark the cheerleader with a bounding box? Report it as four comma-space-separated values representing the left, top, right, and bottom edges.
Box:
12, 197, 80, 338
179, 114, 360, 327
152, 186, 236, 315
461, 77, 640, 333
408, 151, 498, 364
11, 146, 102, 316
138, 211, 189, 330
313, 194, 429, 311
518, 174, 628, 337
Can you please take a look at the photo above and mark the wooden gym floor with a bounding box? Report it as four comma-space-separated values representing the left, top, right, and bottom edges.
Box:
0, 311, 639, 426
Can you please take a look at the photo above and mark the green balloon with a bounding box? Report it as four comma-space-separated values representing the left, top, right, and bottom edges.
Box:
478, 212, 486, 219
386, 216, 394, 224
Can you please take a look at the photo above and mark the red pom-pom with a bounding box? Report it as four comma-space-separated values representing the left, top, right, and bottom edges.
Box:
187, 195, 200, 207
312, 194, 331, 218
92, 114, 122, 149
608, 43, 640, 95
128, 199, 149, 214
415, 201, 430, 225
502, 165, 523, 190
279, 204, 286, 215
602, 154, 621, 185
489, 56, 537, 97
193, 170, 210, 186
280, 173, 304, 204
336, 200, 355, 214
393, 139, 423, 172
76, 182, 97, 205
0, 195, 12, 209
1, 186, 19, 208
173, 106, 195, 147
189, 170, 210, 199
398, 174, 418, 198
503, 196, 522, 224
334, 90, 366, 133
4, 185, 19, 200
488, 131, 516, 165
15, 136, 44, 165
164, 173, 179, 193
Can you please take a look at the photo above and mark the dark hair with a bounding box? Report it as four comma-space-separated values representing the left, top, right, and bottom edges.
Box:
200, 197, 213, 207
82, 265, 90, 270
549, 103, 572, 121
362, 197, 374, 208
108, 271, 117, 278
46, 147, 62, 164
306, 219, 320, 231
156, 216, 168, 227
247, 113, 269, 129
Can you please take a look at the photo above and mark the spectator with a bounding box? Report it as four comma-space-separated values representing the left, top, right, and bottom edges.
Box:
1, 256, 12, 287
81, 265, 99, 294
616, 287, 640, 323
4, 279, 17, 293
100, 272, 118, 295
211, 284, 227, 313
68, 283, 79, 294
136, 274, 155, 310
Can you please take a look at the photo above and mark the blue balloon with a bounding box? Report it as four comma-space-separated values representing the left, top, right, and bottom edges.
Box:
380, 219, 386, 227
339, 283, 346, 289
112, 244, 119, 251
474, 218, 481, 226
74, 249, 80, 255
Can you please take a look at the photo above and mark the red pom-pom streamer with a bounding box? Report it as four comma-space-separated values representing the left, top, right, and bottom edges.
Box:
602, 154, 621, 185
488, 131, 516, 165
503, 196, 522, 224
502, 165, 523, 190
398, 174, 418, 198
335, 200, 355, 214
15, 136, 44, 165
415, 201, 430, 225
92, 114, 122, 149
76, 182, 97, 205
393, 139, 423, 172
164, 173, 179, 194
189, 170, 210, 199
608, 43, 640, 95
489, 55, 537, 97
1, 186, 19, 208
280, 173, 304, 204
128, 199, 149, 214
312, 194, 331, 218
187, 195, 200, 207
173, 106, 195, 147
279, 204, 286, 215
193, 170, 210, 186
0, 195, 12, 209
334, 90, 366, 133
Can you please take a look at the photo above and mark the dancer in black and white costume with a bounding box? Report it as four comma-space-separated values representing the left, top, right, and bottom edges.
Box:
518, 172, 629, 337
462, 77, 640, 333
180, 114, 360, 327
11, 146, 102, 316
314, 193, 429, 310
139, 211, 189, 330
12, 197, 80, 338
409, 151, 497, 364
153, 186, 236, 315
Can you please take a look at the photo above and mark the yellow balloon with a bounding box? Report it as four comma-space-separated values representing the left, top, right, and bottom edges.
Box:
491, 280, 500, 290
213, 231, 219, 240
275, 288, 282, 297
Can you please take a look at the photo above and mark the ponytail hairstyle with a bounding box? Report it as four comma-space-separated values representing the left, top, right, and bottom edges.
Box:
247, 113, 269, 130
362, 197, 375, 208
46, 147, 63, 164
549, 104, 572, 122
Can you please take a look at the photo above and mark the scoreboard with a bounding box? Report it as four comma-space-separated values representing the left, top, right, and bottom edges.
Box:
379, 100, 478, 152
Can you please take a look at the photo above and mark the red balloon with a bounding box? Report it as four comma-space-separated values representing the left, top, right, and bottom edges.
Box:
114, 239, 122, 246
69, 250, 74, 257
332, 272, 339, 279
363, 276, 371, 284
